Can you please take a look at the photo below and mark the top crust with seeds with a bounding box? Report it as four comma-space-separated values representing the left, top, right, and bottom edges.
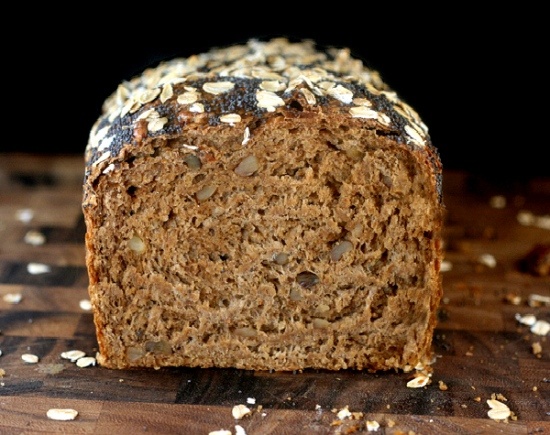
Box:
84, 37, 442, 196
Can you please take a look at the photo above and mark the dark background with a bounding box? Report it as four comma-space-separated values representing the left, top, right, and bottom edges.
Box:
4, 7, 548, 181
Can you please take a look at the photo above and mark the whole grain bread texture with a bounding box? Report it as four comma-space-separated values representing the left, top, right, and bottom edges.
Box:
83, 37, 444, 372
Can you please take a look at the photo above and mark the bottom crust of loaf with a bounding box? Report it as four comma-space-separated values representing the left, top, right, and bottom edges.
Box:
84, 115, 443, 372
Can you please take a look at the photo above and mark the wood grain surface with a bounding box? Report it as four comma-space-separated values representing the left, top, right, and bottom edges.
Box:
0, 154, 548, 434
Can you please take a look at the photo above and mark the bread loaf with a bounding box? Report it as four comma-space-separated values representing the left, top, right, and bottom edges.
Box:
83, 37, 444, 372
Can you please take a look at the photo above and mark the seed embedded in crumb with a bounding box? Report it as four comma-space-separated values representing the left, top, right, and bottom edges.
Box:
272, 252, 289, 265
330, 240, 353, 261
233, 327, 257, 337
196, 185, 217, 202
289, 288, 302, 301
312, 318, 330, 329
314, 303, 330, 317
296, 271, 319, 288
184, 154, 202, 170
345, 147, 365, 161
128, 235, 146, 253
234, 155, 259, 176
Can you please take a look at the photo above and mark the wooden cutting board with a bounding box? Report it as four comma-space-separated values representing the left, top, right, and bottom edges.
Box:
0, 154, 548, 434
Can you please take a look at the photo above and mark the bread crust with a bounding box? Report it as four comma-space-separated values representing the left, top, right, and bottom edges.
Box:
83, 38, 444, 371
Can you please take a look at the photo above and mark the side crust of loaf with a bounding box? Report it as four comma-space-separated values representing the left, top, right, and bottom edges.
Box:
83, 38, 444, 372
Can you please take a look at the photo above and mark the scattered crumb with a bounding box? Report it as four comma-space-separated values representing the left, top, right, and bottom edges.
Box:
487, 399, 511, 421
528, 293, 550, 307
61, 350, 86, 362
503, 293, 522, 305
440, 260, 453, 272
438, 380, 448, 391
474, 397, 481, 402
515, 313, 537, 326
79, 299, 92, 311
366, 420, 380, 431
24, 229, 46, 246
478, 253, 497, 268
0, 368, 5, 377
531, 320, 550, 336
15, 209, 34, 223
517, 211, 536, 226
491, 393, 507, 402
21, 354, 39, 364
407, 372, 431, 388
235, 425, 247, 435
232, 404, 251, 420
489, 195, 506, 209
351, 411, 364, 419
2, 293, 22, 304
26, 263, 51, 275
532, 342, 542, 356
336, 406, 352, 420
75, 357, 96, 368
46, 408, 78, 421
517, 313, 550, 336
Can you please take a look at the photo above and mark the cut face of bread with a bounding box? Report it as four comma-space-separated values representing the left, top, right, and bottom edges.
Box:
83, 38, 444, 371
